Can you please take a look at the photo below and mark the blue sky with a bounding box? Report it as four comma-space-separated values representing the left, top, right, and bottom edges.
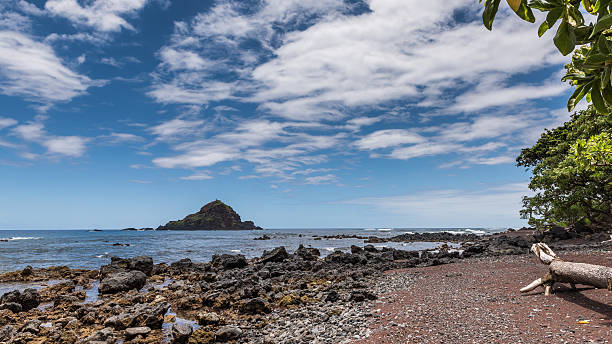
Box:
0, 0, 576, 229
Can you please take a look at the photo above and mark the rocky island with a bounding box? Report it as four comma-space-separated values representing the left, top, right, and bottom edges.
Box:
156, 200, 263, 231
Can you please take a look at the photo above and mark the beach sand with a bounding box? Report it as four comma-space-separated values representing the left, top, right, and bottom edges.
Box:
354, 250, 611, 343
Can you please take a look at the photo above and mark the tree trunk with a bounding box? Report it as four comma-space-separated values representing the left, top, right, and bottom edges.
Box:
520, 243, 612, 295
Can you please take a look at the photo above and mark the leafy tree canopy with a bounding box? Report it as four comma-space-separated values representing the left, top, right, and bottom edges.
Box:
480, 0, 612, 229
517, 107, 611, 229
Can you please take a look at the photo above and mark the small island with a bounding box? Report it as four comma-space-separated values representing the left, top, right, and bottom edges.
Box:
155, 200, 263, 230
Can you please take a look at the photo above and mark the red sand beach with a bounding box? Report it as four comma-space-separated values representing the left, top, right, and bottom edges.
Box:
354, 250, 611, 343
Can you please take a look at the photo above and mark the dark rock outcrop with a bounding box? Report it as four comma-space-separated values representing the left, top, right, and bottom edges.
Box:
99, 271, 147, 294
157, 200, 263, 230
0, 289, 40, 313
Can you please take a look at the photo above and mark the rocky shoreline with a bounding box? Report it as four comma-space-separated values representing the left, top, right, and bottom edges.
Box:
0, 228, 610, 343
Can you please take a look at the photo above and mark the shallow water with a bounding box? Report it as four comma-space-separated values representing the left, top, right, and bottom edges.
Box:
0, 228, 501, 272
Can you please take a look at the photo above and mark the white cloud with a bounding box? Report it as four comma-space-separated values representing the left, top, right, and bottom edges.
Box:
0, 31, 99, 106
45, 0, 147, 32
42, 136, 90, 157
10, 118, 91, 157
305, 174, 337, 185
151, 117, 341, 180
12, 122, 45, 141
0, 117, 17, 130
179, 172, 214, 181
101, 132, 144, 144
149, 118, 205, 141
355, 129, 425, 150
148, 0, 347, 106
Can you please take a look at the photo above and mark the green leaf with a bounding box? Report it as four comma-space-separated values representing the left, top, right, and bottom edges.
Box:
601, 83, 612, 104
567, 82, 590, 111
597, 35, 610, 54
554, 21, 577, 56
514, 1, 536, 22
538, 21, 550, 36
591, 79, 608, 113
483, 0, 502, 30
589, 13, 612, 38
546, 8, 564, 27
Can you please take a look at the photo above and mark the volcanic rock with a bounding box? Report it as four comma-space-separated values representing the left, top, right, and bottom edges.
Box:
157, 200, 263, 230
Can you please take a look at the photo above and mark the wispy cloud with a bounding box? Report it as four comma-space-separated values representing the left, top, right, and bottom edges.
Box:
10, 117, 91, 158
0, 31, 101, 108
45, 0, 147, 32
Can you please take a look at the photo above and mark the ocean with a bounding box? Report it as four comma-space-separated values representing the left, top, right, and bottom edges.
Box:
0, 228, 502, 273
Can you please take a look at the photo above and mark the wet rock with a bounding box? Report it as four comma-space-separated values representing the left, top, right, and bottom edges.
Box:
259, 247, 289, 264
0, 302, 21, 313
20, 319, 41, 334
104, 301, 170, 330
0, 288, 39, 312
211, 254, 248, 271
0, 325, 16, 342
21, 265, 33, 277
85, 327, 115, 343
99, 270, 147, 294
254, 234, 271, 240
239, 297, 271, 314
214, 326, 242, 342
128, 256, 154, 276
295, 245, 320, 261
125, 326, 151, 339
197, 312, 221, 326
20, 288, 40, 311
53, 294, 81, 307
172, 322, 193, 343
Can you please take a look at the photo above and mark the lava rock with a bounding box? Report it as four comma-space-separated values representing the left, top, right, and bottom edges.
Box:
197, 312, 221, 326
215, 326, 242, 342
0, 325, 16, 342
172, 323, 193, 344
104, 301, 170, 330
239, 297, 271, 314
125, 326, 151, 340
99, 271, 147, 294
259, 247, 289, 264
211, 254, 248, 270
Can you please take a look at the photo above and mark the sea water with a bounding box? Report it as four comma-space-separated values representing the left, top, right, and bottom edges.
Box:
0, 228, 502, 272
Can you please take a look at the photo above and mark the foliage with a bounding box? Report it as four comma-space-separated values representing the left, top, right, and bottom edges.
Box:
480, 0, 612, 229
517, 107, 612, 229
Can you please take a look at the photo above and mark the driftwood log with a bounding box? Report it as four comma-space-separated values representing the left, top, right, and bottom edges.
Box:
520, 243, 612, 296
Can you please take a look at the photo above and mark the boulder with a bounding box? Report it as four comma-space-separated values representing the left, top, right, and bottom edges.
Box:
99, 271, 147, 294
171, 323, 193, 344
211, 254, 248, 271
259, 247, 289, 264
125, 326, 151, 340
20, 320, 41, 334
85, 327, 115, 343
197, 312, 221, 326
20, 289, 40, 311
215, 326, 242, 342
295, 245, 320, 261
0, 302, 21, 313
0, 325, 16, 342
239, 297, 271, 315
104, 301, 170, 330
0, 289, 40, 312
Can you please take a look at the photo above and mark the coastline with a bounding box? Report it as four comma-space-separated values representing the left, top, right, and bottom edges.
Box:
0, 229, 609, 343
